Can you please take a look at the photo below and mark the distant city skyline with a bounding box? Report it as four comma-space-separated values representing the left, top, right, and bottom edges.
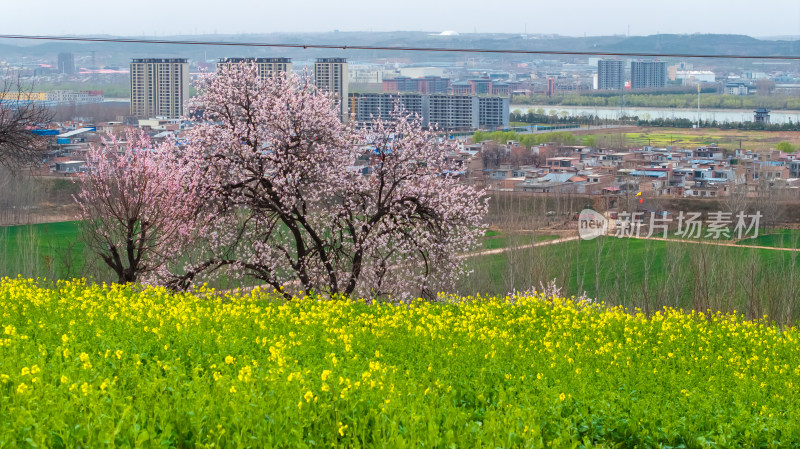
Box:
2, 0, 799, 39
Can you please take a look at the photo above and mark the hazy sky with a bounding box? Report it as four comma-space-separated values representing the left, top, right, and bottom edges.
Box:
3, 0, 800, 38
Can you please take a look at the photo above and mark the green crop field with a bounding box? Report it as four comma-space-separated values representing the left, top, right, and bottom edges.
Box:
738, 229, 800, 249
624, 131, 717, 148
0, 221, 86, 280
0, 221, 557, 285
0, 221, 83, 256
460, 235, 800, 323
1, 278, 799, 447
478, 127, 800, 152
604, 128, 800, 151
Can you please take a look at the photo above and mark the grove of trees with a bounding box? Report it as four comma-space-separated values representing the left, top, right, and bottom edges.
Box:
508, 110, 800, 131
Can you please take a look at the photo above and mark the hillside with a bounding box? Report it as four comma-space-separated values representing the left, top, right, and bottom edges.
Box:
0, 32, 797, 65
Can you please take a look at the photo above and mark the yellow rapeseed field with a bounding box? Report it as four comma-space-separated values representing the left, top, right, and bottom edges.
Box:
1, 277, 799, 447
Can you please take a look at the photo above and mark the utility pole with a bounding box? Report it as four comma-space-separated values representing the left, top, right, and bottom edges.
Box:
696, 83, 701, 129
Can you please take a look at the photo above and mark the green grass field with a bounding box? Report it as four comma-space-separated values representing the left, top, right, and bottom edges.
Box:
461, 234, 800, 323
0, 221, 83, 254
737, 229, 800, 249
0, 221, 85, 280
0, 221, 559, 285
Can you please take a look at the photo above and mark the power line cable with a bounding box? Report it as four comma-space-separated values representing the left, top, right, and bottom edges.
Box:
0, 34, 798, 60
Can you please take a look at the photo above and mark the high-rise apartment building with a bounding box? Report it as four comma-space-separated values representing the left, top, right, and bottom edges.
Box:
57, 53, 75, 75
130, 58, 190, 118
477, 96, 510, 128
428, 95, 480, 130
348, 93, 427, 127
630, 60, 667, 90
314, 58, 349, 121
597, 59, 624, 90
217, 57, 293, 81
349, 93, 508, 131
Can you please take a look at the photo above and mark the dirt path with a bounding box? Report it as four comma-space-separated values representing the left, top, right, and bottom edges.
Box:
464, 231, 800, 260
550, 228, 800, 252
458, 235, 581, 259
622, 235, 800, 252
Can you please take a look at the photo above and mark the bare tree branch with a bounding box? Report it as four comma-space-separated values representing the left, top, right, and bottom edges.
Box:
0, 71, 52, 169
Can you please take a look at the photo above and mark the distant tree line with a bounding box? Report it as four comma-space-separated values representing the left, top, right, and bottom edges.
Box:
509, 111, 629, 126
509, 110, 800, 131
512, 94, 800, 111
472, 130, 579, 148
636, 117, 800, 131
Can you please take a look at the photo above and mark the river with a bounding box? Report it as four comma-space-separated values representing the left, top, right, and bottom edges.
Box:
511, 104, 800, 125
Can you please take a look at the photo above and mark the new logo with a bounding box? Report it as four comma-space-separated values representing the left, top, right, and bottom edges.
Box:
578, 209, 607, 240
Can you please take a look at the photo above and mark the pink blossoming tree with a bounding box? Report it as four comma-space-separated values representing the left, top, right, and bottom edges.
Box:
79, 63, 487, 299
74, 130, 207, 284
172, 64, 487, 299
